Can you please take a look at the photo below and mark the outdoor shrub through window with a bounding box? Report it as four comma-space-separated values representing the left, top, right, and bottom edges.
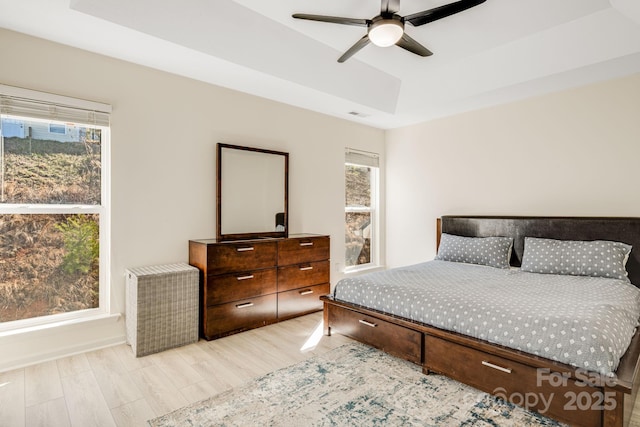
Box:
0, 88, 109, 327
345, 149, 379, 271
0, 214, 100, 322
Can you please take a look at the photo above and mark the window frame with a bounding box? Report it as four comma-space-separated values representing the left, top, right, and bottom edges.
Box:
0, 85, 111, 332
344, 150, 380, 273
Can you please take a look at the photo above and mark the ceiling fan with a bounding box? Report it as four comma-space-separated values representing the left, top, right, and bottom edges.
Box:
292, 0, 487, 63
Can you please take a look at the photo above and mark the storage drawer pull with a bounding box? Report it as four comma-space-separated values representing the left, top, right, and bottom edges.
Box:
236, 302, 254, 309
299, 290, 314, 296
359, 319, 377, 328
236, 275, 254, 281
236, 247, 254, 252
481, 360, 512, 374
299, 242, 314, 247
299, 266, 314, 271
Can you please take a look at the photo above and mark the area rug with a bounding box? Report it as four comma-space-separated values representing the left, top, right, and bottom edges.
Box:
148, 342, 563, 426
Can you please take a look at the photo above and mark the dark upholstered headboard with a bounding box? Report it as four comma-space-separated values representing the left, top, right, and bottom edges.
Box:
439, 216, 640, 287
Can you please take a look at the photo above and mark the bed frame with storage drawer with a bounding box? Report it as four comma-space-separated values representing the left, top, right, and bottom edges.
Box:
321, 216, 640, 427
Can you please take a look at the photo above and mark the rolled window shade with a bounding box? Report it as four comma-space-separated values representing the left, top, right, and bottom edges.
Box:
345, 148, 379, 168
0, 84, 110, 127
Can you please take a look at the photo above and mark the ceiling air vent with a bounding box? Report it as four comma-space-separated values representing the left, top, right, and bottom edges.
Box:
347, 111, 370, 118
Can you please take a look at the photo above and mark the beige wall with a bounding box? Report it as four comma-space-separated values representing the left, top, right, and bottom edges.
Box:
4, 25, 639, 370
386, 72, 640, 268
0, 29, 385, 370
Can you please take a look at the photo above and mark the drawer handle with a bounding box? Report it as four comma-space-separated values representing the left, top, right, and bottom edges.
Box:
481, 360, 512, 374
299, 242, 314, 247
299, 266, 314, 271
299, 290, 314, 296
236, 275, 254, 281
359, 319, 377, 328
236, 247, 254, 252
236, 302, 254, 309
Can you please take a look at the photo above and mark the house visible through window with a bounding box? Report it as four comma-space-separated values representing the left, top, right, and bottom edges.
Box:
0, 86, 110, 328
345, 148, 379, 271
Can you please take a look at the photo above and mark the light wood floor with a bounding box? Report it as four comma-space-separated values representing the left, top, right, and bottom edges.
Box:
2, 312, 640, 427
0, 312, 351, 427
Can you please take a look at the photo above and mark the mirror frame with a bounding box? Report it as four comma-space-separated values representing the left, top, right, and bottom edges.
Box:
216, 143, 289, 241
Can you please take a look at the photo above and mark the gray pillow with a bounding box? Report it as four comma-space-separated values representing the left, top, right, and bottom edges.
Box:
436, 233, 513, 269
521, 237, 631, 282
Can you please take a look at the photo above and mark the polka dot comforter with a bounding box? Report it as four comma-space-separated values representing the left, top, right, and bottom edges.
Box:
334, 260, 640, 375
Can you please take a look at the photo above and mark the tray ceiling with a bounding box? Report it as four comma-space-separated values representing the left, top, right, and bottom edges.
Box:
1, 0, 640, 128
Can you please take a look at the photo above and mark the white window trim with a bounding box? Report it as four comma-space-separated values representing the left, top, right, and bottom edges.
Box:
345, 154, 380, 273
0, 85, 111, 333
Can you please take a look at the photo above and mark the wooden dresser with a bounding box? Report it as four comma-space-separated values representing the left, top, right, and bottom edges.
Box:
189, 234, 330, 340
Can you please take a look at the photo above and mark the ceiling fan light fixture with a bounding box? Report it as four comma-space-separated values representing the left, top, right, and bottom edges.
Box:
368, 19, 404, 47
293, 0, 487, 62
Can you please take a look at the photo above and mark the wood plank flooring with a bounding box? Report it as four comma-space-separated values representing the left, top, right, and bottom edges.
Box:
0, 312, 350, 427
2, 311, 640, 426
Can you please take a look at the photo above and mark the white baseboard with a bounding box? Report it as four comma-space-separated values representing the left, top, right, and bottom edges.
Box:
0, 313, 126, 372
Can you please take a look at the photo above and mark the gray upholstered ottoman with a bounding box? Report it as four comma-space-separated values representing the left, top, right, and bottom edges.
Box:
125, 263, 199, 357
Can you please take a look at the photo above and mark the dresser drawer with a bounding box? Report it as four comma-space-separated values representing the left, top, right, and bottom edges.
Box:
278, 236, 329, 266
207, 241, 277, 275
206, 268, 277, 306
204, 294, 277, 339
278, 260, 329, 292
425, 335, 601, 427
277, 283, 329, 320
328, 306, 421, 364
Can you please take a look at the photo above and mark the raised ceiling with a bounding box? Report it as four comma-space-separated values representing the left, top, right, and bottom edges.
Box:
1, 0, 640, 129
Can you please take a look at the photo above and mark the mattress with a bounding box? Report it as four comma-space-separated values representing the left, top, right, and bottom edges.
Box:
333, 260, 640, 375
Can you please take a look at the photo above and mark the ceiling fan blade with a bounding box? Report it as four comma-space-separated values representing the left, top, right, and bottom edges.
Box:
395, 33, 433, 57
338, 35, 371, 63
404, 0, 486, 27
381, 0, 400, 14
292, 14, 369, 27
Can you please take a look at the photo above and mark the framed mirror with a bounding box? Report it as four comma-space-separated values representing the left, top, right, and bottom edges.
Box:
217, 143, 289, 240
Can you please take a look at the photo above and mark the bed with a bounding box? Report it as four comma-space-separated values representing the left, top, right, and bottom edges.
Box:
321, 216, 640, 427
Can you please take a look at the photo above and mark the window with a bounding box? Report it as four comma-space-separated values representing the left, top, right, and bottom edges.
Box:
0, 85, 110, 328
345, 148, 379, 271
48, 123, 66, 134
